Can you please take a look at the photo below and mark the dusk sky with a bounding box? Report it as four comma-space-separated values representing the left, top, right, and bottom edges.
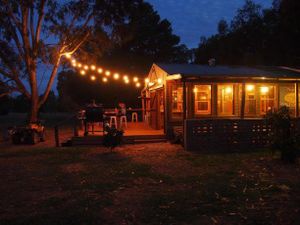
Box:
147, 0, 272, 48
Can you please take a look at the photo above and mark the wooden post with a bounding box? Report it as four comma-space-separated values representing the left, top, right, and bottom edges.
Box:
73, 118, 79, 137
296, 82, 299, 117
54, 126, 59, 147
241, 82, 246, 119
183, 80, 187, 120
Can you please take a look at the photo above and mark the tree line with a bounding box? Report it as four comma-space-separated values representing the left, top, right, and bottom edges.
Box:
195, 0, 300, 66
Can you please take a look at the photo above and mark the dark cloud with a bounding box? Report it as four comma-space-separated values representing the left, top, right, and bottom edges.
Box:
147, 0, 272, 48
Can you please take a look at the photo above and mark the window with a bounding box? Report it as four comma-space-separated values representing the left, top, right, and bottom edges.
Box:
218, 84, 234, 116
245, 84, 257, 116
194, 85, 211, 115
279, 84, 295, 116
259, 85, 276, 115
171, 85, 183, 119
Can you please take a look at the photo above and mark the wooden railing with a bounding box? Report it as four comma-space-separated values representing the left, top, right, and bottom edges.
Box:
184, 118, 300, 152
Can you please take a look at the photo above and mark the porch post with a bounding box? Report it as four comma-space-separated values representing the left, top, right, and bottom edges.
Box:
183, 80, 187, 121
240, 82, 246, 119
296, 82, 299, 117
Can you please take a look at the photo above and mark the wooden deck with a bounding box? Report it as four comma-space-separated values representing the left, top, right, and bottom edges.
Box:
69, 122, 166, 146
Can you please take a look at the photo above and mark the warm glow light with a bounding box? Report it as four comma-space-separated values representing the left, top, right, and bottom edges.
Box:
225, 87, 232, 94
65, 53, 71, 59
71, 59, 76, 64
105, 71, 111, 76
102, 77, 108, 82
157, 78, 162, 84
123, 75, 128, 80
246, 84, 254, 92
114, 73, 120, 79
77, 63, 82, 68
193, 87, 198, 93
149, 82, 154, 86
125, 79, 130, 84
260, 86, 269, 94
91, 65, 96, 70
84, 65, 89, 70
145, 78, 149, 83
136, 83, 141, 88
72, 62, 77, 67
80, 70, 86, 75
90, 75, 96, 81
97, 68, 103, 74
133, 77, 138, 82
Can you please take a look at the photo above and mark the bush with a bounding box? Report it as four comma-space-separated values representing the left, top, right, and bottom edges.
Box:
265, 106, 298, 163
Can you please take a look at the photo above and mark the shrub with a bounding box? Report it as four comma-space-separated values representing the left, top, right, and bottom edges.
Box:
265, 106, 298, 163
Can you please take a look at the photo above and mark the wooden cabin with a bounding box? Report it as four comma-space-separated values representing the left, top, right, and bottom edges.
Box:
141, 63, 300, 151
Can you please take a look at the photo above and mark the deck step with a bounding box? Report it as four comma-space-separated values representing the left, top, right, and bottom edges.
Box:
69, 135, 166, 146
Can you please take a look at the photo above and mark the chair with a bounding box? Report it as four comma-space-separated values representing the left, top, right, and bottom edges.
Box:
131, 112, 138, 122
110, 116, 117, 128
120, 115, 127, 128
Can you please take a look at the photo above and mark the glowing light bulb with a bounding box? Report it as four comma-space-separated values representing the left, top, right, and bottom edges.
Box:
71, 59, 76, 64
246, 85, 254, 92
90, 75, 96, 81
260, 86, 269, 94
225, 87, 232, 94
102, 77, 108, 82
97, 68, 103, 74
157, 78, 162, 84
114, 73, 119, 79
125, 79, 130, 84
80, 70, 86, 76
136, 83, 141, 88
84, 65, 89, 70
77, 63, 82, 68
193, 87, 198, 93
133, 77, 138, 82
105, 71, 111, 76
91, 65, 96, 70
123, 75, 128, 80
145, 78, 149, 84
72, 62, 77, 67
65, 53, 71, 59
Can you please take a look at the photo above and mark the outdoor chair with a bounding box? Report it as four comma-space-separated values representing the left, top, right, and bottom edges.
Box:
109, 116, 118, 128
120, 115, 127, 128
131, 112, 138, 122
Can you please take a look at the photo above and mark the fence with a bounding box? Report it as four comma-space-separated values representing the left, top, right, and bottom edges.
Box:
184, 118, 300, 152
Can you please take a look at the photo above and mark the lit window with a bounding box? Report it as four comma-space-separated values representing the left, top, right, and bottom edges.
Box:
279, 84, 295, 116
194, 85, 211, 115
245, 84, 257, 116
260, 85, 276, 115
218, 84, 234, 115
171, 85, 183, 119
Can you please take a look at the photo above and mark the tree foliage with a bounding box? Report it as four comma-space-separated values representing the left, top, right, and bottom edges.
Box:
195, 0, 300, 66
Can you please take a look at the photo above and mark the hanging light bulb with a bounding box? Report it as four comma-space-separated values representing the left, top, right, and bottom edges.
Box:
136, 82, 141, 88
123, 75, 128, 80
65, 53, 71, 59
105, 71, 111, 76
114, 73, 119, 80
97, 68, 103, 74
72, 62, 77, 67
133, 77, 138, 82
157, 78, 162, 84
71, 59, 76, 64
80, 70, 86, 76
90, 65, 96, 71
90, 75, 96, 81
125, 79, 130, 84
77, 63, 82, 68
84, 65, 89, 70
102, 77, 108, 82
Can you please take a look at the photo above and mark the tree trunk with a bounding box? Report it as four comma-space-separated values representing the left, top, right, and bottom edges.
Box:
29, 95, 39, 124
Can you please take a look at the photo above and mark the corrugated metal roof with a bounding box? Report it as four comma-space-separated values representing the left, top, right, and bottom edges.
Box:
155, 63, 300, 78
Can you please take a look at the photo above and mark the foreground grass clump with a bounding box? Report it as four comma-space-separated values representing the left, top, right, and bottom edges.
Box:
0, 144, 299, 225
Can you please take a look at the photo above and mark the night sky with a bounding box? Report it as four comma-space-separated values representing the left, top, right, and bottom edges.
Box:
147, 0, 272, 48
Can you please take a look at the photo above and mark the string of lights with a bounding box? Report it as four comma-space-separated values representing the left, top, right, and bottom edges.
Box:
64, 53, 142, 88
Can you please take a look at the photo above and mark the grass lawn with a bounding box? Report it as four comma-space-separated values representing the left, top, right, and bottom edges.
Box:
0, 143, 299, 225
